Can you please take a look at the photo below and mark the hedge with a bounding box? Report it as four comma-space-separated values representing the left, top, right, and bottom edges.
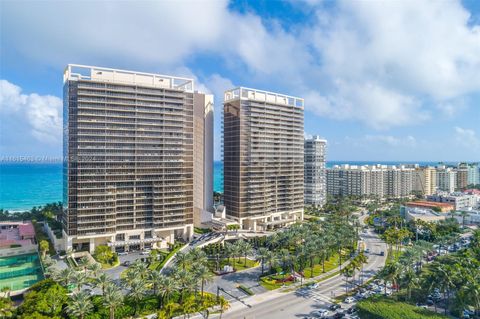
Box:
357, 297, 449, 319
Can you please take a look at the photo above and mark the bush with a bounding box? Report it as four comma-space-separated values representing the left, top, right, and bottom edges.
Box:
357, 296, 449, 319
238, 285, 254, 295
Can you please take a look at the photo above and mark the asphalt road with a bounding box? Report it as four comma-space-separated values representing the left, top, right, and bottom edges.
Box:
219, 220, 387, 319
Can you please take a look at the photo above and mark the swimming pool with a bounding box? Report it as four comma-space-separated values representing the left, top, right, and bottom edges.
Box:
0, 253, 44, 291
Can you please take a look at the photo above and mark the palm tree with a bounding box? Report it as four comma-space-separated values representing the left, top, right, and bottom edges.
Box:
194, 264, 213, 299
57, 267, 76, 289
256, 247, 269, 274
66, 291, 93, 319
175, 268, 193, 304
74, 271, 89, 292
88, 261, 102, 276
232, 241, 243, 264
157, 275, 177, 308
265, 250, 277, 274
128, 277, 147, 316
103, 284, 123, 319
149, 269, 163, 296
239, 240, 253, 267
95, 273, 111, 296
175, 251, 191, 270
189, 249, 208, 267
78, 256, 91, 272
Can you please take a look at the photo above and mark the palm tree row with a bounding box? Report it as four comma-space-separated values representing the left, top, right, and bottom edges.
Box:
378, 230, 480, 317
41, 247, 226, 319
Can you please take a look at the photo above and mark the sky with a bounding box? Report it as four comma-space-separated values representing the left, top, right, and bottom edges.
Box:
1, 0, 480, 162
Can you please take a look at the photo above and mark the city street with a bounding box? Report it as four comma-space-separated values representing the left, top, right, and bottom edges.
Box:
216, 220, 387, 319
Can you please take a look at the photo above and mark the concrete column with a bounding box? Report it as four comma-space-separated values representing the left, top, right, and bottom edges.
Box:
252, 220, 257, 232
140, 232, 145, 250
89, 238, 95, 254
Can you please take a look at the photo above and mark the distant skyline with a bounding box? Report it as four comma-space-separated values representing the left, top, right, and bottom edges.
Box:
1, 0, 480, 161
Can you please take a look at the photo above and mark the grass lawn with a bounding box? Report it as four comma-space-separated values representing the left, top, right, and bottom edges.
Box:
303, 253, 341, 278
208, 258, 259, 273
100, 259, 120, 269
148, 245, 185, 271
357, 297, 449, 319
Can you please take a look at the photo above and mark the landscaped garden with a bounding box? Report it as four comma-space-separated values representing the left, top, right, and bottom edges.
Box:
357, 296, 449, 319
11, 247, 229, 319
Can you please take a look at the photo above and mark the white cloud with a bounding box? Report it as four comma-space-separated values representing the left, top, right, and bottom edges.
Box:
454, 127, 480, 149
0, 80, 62, 144
2, 0, 480, 133
345, 134, 417, 148
299, 0, 480, 128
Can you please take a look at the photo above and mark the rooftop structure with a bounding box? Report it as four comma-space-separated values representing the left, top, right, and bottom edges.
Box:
405, 201, 454, 212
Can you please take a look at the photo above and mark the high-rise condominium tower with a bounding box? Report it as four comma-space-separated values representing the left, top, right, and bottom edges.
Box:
63, 65, 212, 252
304, 136, 327, 207
223, 87, 304, 231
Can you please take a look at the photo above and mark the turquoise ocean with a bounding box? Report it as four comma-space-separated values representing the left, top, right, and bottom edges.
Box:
0, 161, 448, 211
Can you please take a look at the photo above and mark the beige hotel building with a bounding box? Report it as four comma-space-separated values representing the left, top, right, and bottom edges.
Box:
223, 87, 304, 231
63, 65, 213, 253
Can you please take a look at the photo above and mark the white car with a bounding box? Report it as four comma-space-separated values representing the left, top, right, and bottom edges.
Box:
344, 297, 356, 304
313, 309, 330, 317
140, 250, 151, 255
117, 252, 128, 256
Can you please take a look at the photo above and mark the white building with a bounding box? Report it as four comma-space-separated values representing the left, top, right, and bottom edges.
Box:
326, 164, 414, 198
304, 136, 327, 207
436, 166, 457, 193
426, 192, 478, 211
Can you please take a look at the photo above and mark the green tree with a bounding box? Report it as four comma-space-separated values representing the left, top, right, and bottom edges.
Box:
0, 297, 13, 319
93, 245, 115, 265
103, 284, 123, 319
194, 264, 213, 299
95, 273, 111, 296
127, 277, 146, 316
256, 247, 269, 274
39, 240, 50, 258
66, 291, 93, 319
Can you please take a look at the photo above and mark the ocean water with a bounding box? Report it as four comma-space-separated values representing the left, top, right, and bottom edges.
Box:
0, 160, 450, 211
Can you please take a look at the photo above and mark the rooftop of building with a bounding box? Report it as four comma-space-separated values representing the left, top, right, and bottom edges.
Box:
405, 201, 455, 208
305, 135, 327, 143
329, 164, 415, 171
224, 87, 304, 108
64, 64, 194, 92
0, 221, 35, 249
464, 189, 480, 195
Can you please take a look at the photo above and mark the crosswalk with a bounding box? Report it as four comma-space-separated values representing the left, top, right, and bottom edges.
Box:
297, 287, 333, 303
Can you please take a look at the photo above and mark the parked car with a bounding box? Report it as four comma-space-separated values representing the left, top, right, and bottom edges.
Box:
379, 251, 385, 256
346, 307, 357, 314
332, 312, 345, 319
329, 304, 341, 311
140, 250, 151, 255
118, 251, 128, 256
122, 261, 131, 267
364, 248, 370, 254
344, 297, 356, 304
313, 309, 330, 318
